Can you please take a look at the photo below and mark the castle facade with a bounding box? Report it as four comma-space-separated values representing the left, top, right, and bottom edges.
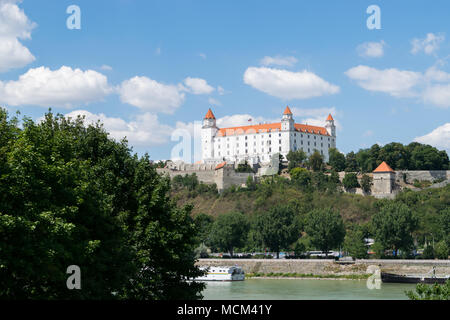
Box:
201, 106, 336, 165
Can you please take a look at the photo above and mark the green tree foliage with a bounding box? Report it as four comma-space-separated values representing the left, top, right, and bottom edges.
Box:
308, 150, 324, 172
345, 151, 358, 172
342, 173, 360, 191
328, 148, 346, 172
209, 212, 249, 256
305, 208, 346, 256
236, 160, 254, 173
360, 174, 373, 194
434, 240, 449, 259
255, 205, 299, 258
193, 213, 215, 245
286, 149, 307, 171
372, 202, 418, 256
343, 227, 368, 259
406, 279, 450, 300
0, 109, 204, 300
290, 167, 311, 189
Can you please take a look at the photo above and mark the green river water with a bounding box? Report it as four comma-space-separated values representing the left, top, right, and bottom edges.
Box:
202, 278, 416, 300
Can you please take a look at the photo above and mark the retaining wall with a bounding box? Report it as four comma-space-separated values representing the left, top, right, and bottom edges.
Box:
196, 259, 450, 276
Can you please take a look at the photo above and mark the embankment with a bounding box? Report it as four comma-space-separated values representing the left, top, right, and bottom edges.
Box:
196, 259, 450, 277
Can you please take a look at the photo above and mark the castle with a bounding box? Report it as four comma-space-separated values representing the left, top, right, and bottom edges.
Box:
201, 106, 336, 165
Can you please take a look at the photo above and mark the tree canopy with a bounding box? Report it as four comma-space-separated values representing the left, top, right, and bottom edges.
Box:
0, 108, 204, 300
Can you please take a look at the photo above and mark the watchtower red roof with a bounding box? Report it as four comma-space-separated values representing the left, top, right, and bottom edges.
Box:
204, 108, 216, 119
283, 106, 293, 115
326, 114, 334, 121
373, 161, 395, 173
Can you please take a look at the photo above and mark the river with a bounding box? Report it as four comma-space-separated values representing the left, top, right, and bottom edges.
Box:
202, 278, 416, 300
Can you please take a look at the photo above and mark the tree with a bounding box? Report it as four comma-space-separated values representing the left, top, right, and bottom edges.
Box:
305, 208, 346, 256
344, 227, 368, 259
209, 212, 249, 256
360, 174, 373, 194
308, 150, 324, 172
290, 167, 311, 189
372, 202, 418, 256
345, 151, 358, 172
193, 213, 215, 245
0, 110, 204, 300
434, 240, 449, 259
255, 205, 299, 259
342, 173, 360, 191
328, 148, 346, 172
286, 149, 307, 171
406, 279, 450, 300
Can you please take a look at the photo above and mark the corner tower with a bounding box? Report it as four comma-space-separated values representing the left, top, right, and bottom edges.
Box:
201, 108, 218, 163
281, 106, 294, 131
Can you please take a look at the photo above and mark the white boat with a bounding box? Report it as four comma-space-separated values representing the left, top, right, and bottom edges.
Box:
195, 266, 245, 281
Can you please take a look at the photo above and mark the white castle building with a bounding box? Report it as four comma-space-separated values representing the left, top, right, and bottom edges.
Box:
201, 106, 336, 165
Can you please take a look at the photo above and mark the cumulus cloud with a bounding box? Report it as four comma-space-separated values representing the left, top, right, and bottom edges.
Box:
118, 76, 185, 114
357, 40, 386, 58
260, 55, 298, 67
414, 123, 450, 152
208, 97, 221, 106
345, 65, 421, 97
182, 77, 215, 95
423, 84, 450, 108
243, 67, 340, 100
64, 110, 174, 147
0, 66, 112, 107
346, 65, 450, 107
411, 33, 445, 55
0, 0, 36, 72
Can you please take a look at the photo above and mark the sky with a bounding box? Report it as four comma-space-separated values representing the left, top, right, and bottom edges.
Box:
1, 0, 449, 162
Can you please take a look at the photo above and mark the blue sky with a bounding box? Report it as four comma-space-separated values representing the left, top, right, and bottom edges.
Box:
1, 0, 449, 161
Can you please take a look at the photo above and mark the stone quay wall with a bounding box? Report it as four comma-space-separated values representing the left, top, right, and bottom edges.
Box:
196, 259, 450, 276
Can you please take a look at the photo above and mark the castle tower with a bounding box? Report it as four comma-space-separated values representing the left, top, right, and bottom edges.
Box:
372, 161, 395, 195
201, 108, 218, 163
281, 106, 294, 131
325, 113, 336, 137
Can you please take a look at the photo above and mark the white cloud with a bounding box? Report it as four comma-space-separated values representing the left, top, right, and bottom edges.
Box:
411, 33, 445, 55
423, 84, 450, 108
0, 0, 36, 72
243, 67, 340, 100
0, 66, 112, 107
64, 110, 174, 147
100, 64, 113, 71
208, 97, 221, 106
118, 76, 185, 114
260, 55, 298, 67
217, 86, 226, 95
346, 65, 450, 108
345, 65, 421, 97
182, 77, 215, 95
357, 40, 385, 58
414, 123, 450, 152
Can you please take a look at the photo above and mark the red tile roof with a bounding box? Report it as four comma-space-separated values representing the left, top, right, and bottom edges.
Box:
373, 161, 395, 173
204, 108, 216, 119
217, 122, 329, 137
326, 114, 334, 121
215, 161, 227, 170
283, 106, 293, 115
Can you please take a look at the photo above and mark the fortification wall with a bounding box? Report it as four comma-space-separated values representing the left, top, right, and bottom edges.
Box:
196, 259, 450, 276
395, 170, 450, 184
156, 168, 216, 185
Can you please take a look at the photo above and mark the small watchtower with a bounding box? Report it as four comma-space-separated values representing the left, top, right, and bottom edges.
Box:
372, 161, 395, 194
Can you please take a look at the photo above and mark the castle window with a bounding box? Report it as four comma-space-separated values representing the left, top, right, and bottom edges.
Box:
279, 133, 281, 137
314, 136, 316, 140
269, 134, 271, 138
269, 148, 271, 152
279, 146, 281, 151
314, 142, 316, 146
262, 148, 264, 153
308, 142, 310, 146
245, 142, 248, 147
328, 144, 330, 148
245, 149, 248, 154
301, 141, 303, 145
321, 137, 323, 140
245, 136, 248, 140
321, 143, 323, 147
279, 139, 281, 144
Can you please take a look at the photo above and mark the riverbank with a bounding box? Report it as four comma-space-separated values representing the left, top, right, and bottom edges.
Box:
196, 259, 450, 277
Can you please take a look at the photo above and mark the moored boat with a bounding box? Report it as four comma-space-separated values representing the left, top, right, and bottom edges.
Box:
195, 266, 245, 281
381, 272, 449, 284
